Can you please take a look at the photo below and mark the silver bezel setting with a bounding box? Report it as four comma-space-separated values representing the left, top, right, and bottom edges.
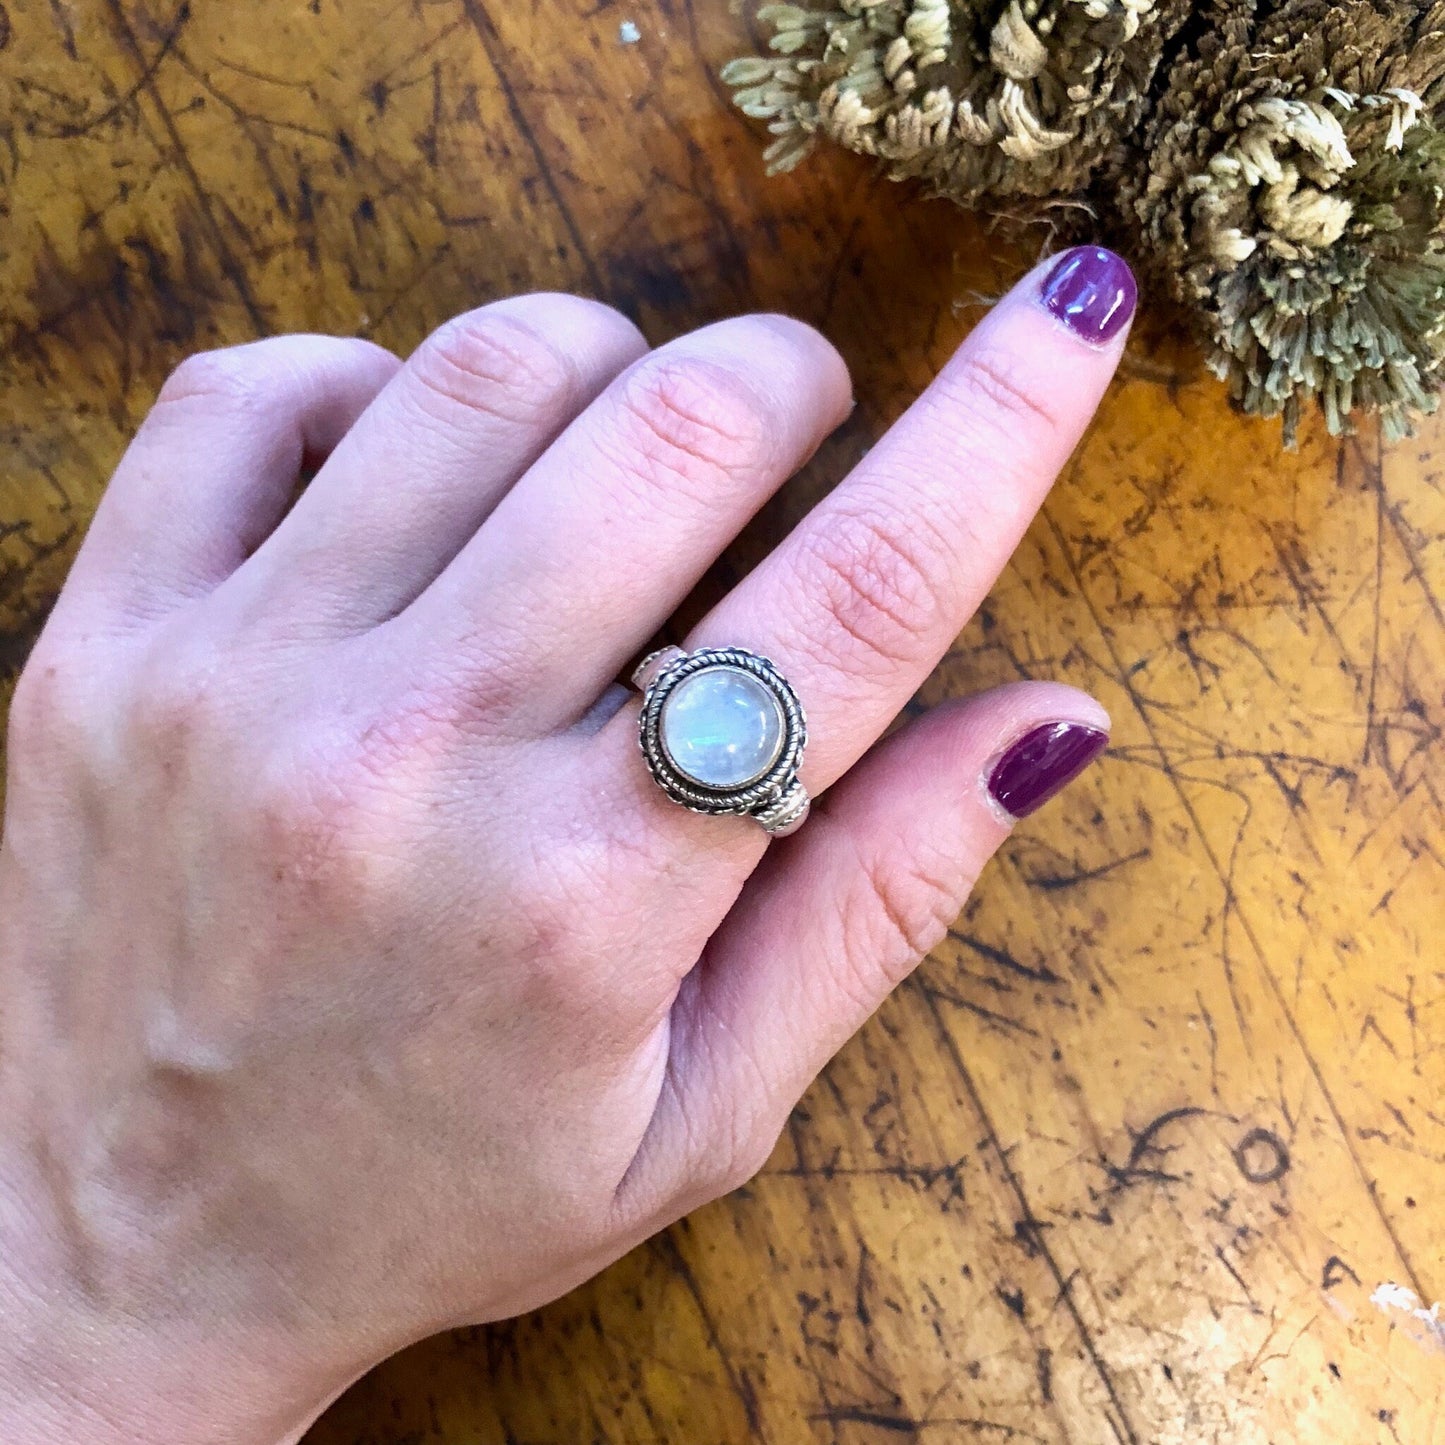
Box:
638, 647, 807, 819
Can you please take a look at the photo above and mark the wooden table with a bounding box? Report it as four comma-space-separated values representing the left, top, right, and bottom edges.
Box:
4, 3, 1443, 1440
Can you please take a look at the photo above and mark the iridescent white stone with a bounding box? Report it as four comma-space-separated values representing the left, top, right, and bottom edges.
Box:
660, 666, 785, 789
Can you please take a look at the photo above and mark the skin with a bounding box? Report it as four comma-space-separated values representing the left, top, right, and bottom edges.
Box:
0, 259, 1124, 1444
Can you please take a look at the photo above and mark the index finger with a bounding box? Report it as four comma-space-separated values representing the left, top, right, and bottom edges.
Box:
677, 245, 1134, 795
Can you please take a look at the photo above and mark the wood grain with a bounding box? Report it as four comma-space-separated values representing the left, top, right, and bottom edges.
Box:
3, 2, 1443, 1440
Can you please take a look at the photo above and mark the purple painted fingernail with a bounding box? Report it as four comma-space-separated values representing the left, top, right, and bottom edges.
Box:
987, 722, 1109, 820
1039, 247, 1137, 345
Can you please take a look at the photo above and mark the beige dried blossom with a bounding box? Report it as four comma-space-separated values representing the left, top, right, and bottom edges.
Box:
723, 0, 1445, 444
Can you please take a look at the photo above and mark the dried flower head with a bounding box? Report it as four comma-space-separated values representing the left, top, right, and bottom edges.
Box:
724, 0, 1445, 444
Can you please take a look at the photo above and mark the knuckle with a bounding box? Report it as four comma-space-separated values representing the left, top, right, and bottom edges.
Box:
8, 643, 87, 756
950, 344, 1065, 437
611, 355, 774, 497
334, 335, 402, 374
253, 768, 358, 896
794, 501, 947, 671
496, 799, 692, 1031
131, 651, 227, 753
405, 646, 533, 739
662, 994, 786, 1200
847, 843, 965, 992
510, 887, 599, 1012
492, 856, 633, 1032
153, 349, 267, 418
250, 756, 402, 921
709, 1104, 783, 1196
349, 690, 468, 783
520, 832, 633, 972
411, 309, 581, 429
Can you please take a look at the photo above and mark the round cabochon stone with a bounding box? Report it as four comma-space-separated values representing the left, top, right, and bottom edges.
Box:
659, 665, 786, 790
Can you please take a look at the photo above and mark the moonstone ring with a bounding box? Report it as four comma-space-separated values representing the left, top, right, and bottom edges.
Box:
632, 646, 810, 836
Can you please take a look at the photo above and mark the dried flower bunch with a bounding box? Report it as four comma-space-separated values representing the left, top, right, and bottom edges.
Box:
724, 0, 1445, 443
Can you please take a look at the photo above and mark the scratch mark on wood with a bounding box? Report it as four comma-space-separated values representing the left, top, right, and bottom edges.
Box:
915, 981, 1142, 1445
454, 0, 606, 298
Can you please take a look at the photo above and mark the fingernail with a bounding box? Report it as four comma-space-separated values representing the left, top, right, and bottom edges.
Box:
987, 722, 1109, 820
1038, 247, 1137, 345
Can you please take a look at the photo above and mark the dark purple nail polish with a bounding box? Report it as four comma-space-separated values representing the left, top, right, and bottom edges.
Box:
1039, 247, 1137, 345
988, 722, 1109, 820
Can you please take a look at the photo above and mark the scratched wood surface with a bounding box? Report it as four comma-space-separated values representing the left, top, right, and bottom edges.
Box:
3, 2, 1444, 1441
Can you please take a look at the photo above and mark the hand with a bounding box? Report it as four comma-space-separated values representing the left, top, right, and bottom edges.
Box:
0, 247, 1132, 1444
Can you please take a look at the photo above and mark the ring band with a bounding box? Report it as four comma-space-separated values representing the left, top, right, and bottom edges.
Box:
632, 646, 811, 837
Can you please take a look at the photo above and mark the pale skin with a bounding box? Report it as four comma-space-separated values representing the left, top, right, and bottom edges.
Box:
0, 257, 1126, 1444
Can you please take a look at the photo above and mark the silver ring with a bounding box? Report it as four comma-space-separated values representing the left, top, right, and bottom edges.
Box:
632, 646, 810, 837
